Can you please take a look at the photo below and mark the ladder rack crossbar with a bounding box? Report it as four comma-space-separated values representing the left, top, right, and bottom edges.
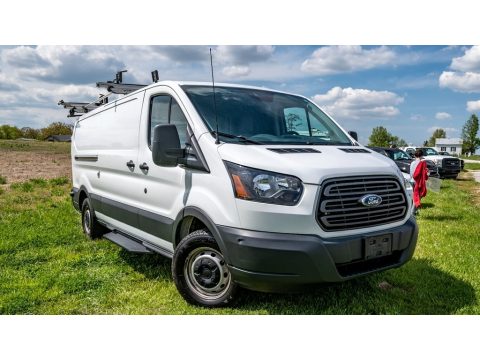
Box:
58, 70, 156, 117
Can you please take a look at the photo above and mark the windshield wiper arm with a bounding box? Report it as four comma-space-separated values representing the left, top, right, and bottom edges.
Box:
211, 131, 264, 144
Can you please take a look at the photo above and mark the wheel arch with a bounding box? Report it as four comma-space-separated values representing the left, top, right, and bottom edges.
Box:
173, 207, 231, 264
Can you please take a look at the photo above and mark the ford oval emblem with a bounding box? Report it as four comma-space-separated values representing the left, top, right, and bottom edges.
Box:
359, 194, 383, 207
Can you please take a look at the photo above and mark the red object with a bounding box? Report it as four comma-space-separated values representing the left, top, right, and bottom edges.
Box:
413, 160, 428, 208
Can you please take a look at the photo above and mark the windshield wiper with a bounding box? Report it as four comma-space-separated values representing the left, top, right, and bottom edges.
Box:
211, 131, 264, 145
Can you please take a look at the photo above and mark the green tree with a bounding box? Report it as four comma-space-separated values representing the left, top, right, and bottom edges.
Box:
40, 122, 73, 140
461, 114, 480, 154
368, 126, 407, 147
21, 127, 41, 139
426, 128, 446, 147
0, 125, 22, 139
390, 136, 408, 148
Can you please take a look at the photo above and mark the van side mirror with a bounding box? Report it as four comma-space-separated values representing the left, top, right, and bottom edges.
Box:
348, 131, 358, 141
152, 124, 186, 167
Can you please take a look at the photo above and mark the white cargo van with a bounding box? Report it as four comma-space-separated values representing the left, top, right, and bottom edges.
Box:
62, 74, 418, 307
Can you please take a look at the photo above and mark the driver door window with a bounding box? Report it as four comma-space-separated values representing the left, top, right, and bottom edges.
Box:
149, 95, 188, 146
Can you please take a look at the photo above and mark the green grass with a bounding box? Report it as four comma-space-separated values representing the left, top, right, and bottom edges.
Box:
461, 155, 480, 161
0, 139, 70, 154
0, 175, 6, 185
0, 176, 479, 314
464, 162, 480, 171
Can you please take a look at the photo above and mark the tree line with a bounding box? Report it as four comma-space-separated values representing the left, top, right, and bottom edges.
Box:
368, 114, 479, 154
0, 122, 73, 140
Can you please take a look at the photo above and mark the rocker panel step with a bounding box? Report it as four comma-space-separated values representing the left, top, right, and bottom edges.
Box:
103, 232, 152, 254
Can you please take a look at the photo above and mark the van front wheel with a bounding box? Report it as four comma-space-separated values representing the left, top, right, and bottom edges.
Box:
172, 230, 237, 307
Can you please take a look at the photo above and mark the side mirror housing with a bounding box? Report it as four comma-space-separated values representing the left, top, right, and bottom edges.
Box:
152, 124, 185, 167
348, 131, 358, 141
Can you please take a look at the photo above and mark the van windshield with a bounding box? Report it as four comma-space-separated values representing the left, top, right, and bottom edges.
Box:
182, 85, 353, 145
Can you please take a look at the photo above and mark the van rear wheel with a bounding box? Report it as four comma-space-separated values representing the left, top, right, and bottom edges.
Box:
81, 198, 106, 240
172, 230, 237, 307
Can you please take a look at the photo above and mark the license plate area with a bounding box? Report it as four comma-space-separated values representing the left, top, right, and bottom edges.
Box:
364, 234, 392, 259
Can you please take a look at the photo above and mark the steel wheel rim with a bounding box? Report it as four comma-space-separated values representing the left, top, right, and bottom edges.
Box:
184, 246, 231, 301
83, 208, 91, 235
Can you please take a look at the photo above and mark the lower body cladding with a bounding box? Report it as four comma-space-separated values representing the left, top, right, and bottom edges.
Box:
72, 188, 418, 293
219, 217, 418, 292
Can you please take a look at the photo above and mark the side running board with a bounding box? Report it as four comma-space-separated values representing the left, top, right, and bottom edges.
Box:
103, 232, 152, 254
103, 231, 174, 258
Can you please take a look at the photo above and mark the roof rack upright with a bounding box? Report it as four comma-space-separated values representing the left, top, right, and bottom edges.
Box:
58, 70, 155, 117
96, 70, 147, 95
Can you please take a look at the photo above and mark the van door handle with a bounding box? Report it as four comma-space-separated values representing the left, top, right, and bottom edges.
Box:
139, 162, 149, 171
126, 160, 135, 169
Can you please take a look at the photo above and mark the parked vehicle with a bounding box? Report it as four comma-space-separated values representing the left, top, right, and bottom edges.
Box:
400, 146, 461, 179
438, 151, 450, 156
368, 147, 439, 177
60, 72, 418, 307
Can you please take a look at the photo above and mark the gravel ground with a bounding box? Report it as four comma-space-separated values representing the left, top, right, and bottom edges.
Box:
0, 149, 71, 185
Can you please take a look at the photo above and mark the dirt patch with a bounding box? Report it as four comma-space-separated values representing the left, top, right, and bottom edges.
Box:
458, 171, 480, 207
0, 150, 71, 185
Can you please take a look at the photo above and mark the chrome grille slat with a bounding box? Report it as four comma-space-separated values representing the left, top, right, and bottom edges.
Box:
317, 176, 408, 231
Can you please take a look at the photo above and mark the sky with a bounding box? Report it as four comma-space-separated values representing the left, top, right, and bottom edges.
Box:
1, 45, 480, 145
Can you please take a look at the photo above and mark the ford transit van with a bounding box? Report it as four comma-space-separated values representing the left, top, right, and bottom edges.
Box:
65, 78, 418, 307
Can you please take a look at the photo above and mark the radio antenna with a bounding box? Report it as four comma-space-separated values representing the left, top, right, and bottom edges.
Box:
209, 48, 220, 145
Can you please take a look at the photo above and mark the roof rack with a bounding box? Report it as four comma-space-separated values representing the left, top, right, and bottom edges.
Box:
58, 70, 158, 117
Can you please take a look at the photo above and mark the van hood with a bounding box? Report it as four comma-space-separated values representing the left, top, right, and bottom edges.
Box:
217, 144, 401, 184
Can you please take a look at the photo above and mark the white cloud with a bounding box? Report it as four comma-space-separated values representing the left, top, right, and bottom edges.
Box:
216, 46, 275, 64
410, 114, 425, 121
451, 45, 480, 72
0, 72, 20, 91
466, 99, 480, 112
301, 46, 395, 75
439, 46, 480, 92
312, 86, 403, 120
222, 65, 251, 77
435, 112, 451, 120
427, 126, 459, 135
439, 71, 480, 92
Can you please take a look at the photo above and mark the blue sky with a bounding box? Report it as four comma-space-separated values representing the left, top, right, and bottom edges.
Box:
1, 45, 480, 145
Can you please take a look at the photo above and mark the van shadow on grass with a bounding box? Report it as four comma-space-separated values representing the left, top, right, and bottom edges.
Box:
235, 258, 476, 314
420, 202, 435, 209
119, 251, 172, 280
119, 251, 476, 314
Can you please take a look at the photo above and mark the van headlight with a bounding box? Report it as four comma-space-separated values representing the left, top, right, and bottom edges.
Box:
224, 161, 303, 205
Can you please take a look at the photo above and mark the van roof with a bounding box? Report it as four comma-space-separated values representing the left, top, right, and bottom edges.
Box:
77, 80, 303, 120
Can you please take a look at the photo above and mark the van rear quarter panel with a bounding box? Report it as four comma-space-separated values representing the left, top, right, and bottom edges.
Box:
72, 94, 144, 206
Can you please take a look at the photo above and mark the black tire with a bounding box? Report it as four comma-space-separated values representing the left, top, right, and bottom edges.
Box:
172, 230, 238, 307
81, 197, 106, 239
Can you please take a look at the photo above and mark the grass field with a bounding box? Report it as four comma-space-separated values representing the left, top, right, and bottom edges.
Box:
462, 155, 480, 161
1, 171, 479, 314
464, 162, 480, 171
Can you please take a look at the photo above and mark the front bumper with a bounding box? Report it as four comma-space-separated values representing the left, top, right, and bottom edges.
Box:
219, 216, 418, 292
438, 167, 460, 176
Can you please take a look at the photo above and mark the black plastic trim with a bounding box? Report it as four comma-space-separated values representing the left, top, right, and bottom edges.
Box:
218, 217, 418, 292
88, 193, 175, 244
74, 155, 98, 162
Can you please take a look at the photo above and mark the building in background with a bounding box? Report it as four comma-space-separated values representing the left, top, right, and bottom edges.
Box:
435, 138, 463, 156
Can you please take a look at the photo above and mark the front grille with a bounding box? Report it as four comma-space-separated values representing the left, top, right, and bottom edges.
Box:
317, 176, 408, 231
443, 158, 460, 169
